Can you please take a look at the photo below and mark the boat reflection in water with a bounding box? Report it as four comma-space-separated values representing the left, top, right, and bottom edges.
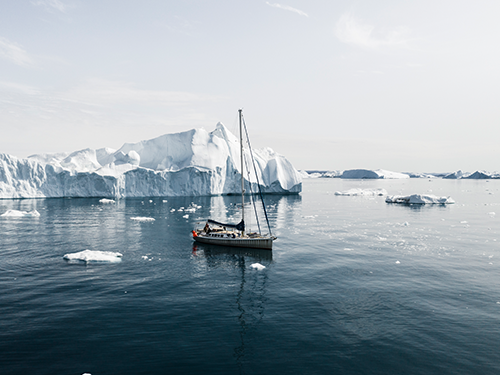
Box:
192, 243, 270, 373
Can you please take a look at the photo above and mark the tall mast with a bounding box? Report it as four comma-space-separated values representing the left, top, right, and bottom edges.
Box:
239, 108, 245, 236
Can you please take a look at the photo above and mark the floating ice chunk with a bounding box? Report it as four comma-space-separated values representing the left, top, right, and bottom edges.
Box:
335, 188, 387, 196
1, 209, 40, 217
170, 209, 176, 212
130, 217, 155, 222
489, 212, 496, 216
385, 194, 455, 204
395, 260, 401, 264
250, 263, 266, 270
99, 198, 115, 204
63, 250, 123, 263
183, 214, 189, 218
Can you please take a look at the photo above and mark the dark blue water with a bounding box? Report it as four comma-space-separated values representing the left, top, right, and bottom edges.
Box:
1, 179, 499, 375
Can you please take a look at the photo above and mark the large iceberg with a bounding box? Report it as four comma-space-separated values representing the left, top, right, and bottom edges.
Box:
341, 169, 410, 179
0, 123, 302, 198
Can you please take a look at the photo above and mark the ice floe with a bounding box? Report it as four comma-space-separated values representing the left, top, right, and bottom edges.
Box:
99, 198, 115, 204
130, 217, 155, 222
1, 209, 40, 217
63, 250, 123, 263
334, 188, 387, 196
250, 263, 266, 270
385, 194, 455, 205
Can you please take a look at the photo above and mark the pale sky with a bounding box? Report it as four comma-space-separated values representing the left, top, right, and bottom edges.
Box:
1, 0, 499, 173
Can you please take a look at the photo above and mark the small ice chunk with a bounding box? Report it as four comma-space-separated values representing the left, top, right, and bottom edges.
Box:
163, 200, 168, 203
183, 214, 189, 218
130, 217, 155, 222
99, 198, 115, 204
63, 250, 123, 263
335, 188, 387, 196
1, 209, 40, 217
395, 260, 401, 264
489, 212, 496, 216
250, 263, 266, 270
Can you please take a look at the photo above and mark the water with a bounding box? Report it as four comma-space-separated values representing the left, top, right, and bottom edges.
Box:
1, 179, 499, 375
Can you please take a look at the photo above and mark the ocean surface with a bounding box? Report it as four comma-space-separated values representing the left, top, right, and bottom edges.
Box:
1, 178, 499, 375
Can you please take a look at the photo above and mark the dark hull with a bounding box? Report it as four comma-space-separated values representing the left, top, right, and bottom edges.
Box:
193, 235, 274, 250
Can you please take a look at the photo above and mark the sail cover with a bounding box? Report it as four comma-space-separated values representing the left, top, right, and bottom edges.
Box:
207, 219, 245, 231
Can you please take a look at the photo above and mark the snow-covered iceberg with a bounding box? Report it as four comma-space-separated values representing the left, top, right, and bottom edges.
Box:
0, 123, 302, 198
385, 194, 455, 205
341, 169, 410, 179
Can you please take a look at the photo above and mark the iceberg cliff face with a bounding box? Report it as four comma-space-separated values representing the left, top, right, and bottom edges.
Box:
0, 123, 302, 198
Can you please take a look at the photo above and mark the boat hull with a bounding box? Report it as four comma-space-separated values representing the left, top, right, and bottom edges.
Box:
193, 235, 274, 250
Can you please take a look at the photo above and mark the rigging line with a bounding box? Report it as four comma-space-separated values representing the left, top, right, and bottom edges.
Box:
243, 148, 262, 234
241, 114, 273, 236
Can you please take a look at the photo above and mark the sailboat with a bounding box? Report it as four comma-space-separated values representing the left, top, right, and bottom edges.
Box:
192, 109, 277, 250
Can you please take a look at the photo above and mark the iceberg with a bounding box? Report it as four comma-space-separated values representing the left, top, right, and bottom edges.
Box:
385, 194, 455, 205
63, 250, 123, 263
250, 263, 266, 270
341, 169, 410, 179
0, 123, 302, 198
443, 170, 500, 179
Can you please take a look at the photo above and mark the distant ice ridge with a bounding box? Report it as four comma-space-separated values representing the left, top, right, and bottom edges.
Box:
63, 250, 123, 263
300, 169, 499, 179
385, 194, 455, 205
0, 123, 302, 198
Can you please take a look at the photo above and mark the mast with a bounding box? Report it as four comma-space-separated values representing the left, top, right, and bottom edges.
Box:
239, 109, 245, 236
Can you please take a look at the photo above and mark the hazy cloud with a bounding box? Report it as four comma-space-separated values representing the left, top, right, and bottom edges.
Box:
65, 79, 220, 107
266, 2, 308, 17
0, 37, 35, 67
32, 0, 71, 13
335, 12, 409, 49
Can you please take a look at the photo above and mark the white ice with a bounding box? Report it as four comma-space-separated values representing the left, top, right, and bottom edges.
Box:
250, 263, 266, 270
99, 198, 115, 204
385, 194, 455, 204
341, 169, 410, 179
130, 217, 155, 222
0, 123, 302, 198
1, 209, 40, 217
334, 188, 387, 196
63, 250, 123, 263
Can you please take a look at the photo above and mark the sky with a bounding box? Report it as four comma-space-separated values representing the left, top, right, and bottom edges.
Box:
1, 0, 499, 173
